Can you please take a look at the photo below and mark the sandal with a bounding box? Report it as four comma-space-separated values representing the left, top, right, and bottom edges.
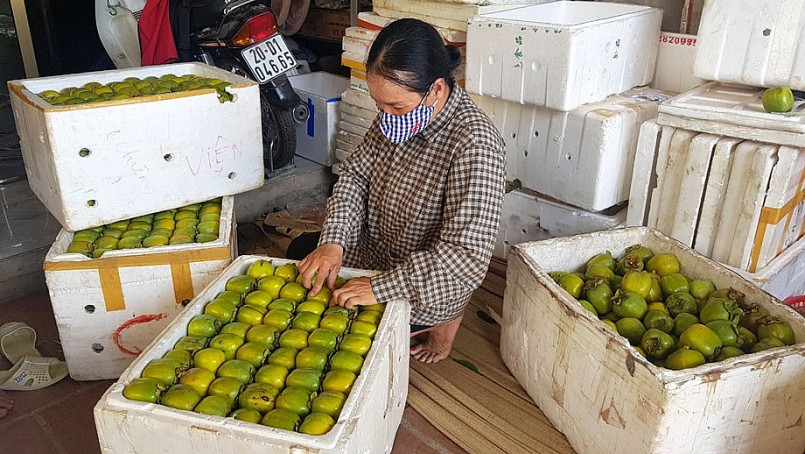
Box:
0, 356, 68, 391
0, 322, 41, 365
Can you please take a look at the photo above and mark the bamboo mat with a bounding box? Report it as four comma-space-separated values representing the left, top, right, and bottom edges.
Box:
407, 260, 576, 454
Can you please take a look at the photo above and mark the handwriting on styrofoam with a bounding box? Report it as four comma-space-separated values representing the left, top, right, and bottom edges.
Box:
186, 135, 244, 176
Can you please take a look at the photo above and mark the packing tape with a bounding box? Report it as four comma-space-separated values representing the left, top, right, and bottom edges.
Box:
43, 246, 232, 312
749, 167, 805, 273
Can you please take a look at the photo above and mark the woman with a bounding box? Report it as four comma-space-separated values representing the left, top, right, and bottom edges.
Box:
299, 18, 505, 364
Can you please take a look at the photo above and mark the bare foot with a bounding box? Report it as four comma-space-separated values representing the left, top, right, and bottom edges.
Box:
0, 390, 13, 419
409, 316, 463, 364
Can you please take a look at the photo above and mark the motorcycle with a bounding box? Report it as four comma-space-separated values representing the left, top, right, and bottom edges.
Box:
96, 0, 308, 171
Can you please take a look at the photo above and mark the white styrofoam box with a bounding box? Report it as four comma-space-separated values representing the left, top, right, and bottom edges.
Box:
466, 2, 662, 111
630, 122, 805, 273
341, 110, 374, 131
349, 71, 369, 93
338, 120, 369, 137
472, 87, 671, 212
598, 0, 684, 32
734, 235, 805, 301
336, 130, 364, 151
94, 255, 410, 454
341, 86, 378, 113
493, 189, 625, 259
345, 25, 379, 42
43, 197, 237, 381
657, 82, 805, 148
289, 72, 350, 167
502, 227, 805, 454
652, 32, 705, 93
693, 0, 805, 91
372, 0, 547, 32
339, 101, 377, 124
8, 62, 263, 232
357, 11, 468, 45
335, 148, 352, 163
342, 35, 372, 57
331, 163, 341, 175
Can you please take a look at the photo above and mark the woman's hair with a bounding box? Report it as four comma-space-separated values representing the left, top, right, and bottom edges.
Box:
366, 18, 462, 94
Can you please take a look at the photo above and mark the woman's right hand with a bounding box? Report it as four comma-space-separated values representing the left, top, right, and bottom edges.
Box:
298, 243, 344, 297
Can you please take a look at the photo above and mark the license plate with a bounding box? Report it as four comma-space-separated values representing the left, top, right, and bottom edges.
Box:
241, 34, 297, 83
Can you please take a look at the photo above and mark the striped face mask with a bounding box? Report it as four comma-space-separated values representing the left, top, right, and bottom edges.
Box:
380, 85, 438, 144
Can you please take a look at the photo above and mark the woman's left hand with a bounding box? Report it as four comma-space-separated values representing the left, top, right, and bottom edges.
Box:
331, 277, 378, 309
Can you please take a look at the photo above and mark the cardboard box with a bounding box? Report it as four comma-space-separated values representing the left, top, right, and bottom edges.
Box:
693, 0, 805, 90
7, 62, 263, 232
43, 197, 237, 381
466, 1, 662, 111
290, 72, 349, 166
472, 87, 670, 212
502, 227, 805, 454
298, 7, 352, 41
94, 255, 410, 453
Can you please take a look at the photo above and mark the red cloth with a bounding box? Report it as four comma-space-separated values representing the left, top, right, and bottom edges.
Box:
138, 0, 178, 65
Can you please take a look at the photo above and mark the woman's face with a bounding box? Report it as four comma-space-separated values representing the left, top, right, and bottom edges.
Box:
366, 73, 441, 116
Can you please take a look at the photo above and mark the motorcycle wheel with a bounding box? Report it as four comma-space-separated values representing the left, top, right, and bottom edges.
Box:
215, 57, 296, 171
261, 87, 296, 171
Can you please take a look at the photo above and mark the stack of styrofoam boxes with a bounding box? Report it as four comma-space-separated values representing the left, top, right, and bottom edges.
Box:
502, 227, 805, 454
8, 62, 265, 379
465, 1, 665, 259
595, 1, 703, 99
95, 256, 411, 453
626, 0, 805, 300
333, 0, 549, 174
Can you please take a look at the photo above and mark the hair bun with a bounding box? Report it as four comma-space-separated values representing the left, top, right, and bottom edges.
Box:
445, 45, 461, 72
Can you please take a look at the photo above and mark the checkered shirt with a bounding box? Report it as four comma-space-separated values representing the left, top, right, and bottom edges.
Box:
319, 85, 506, 326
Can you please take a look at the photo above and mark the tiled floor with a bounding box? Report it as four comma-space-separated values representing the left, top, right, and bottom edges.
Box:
0, 290, 466, 454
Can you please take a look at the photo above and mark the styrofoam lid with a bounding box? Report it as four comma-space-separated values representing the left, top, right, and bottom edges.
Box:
289, 72, 350, 99
478, 1, 655, 27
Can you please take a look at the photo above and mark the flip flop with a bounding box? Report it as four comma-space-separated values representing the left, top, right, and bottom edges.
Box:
0, 356, 68, 391
0, 322, 42, 365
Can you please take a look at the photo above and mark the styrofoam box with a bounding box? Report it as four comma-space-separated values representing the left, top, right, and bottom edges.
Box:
472, 87, 671, 212
598, 0, 684, 32
631, 121, 805, 273
652, 32, 705, 93
94, 255, 410, 454
502, 227, 805, 454
43, 196, 237, 381
493, 189, 625, 260
733, 234, 805, 301
7, 62, 263, 232
357, 12, 468, 46
466, 1, 662, 111
693, 0, 805, 91
289, 72, 349, 167
372, 0, 548, 33
657, 82, 805, 148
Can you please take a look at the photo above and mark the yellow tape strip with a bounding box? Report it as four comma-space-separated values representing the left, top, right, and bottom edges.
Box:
98, 267, 125, 312
342, 57, 366, 72
750, 167, 805, 272
350, 69, 366, 81
44, 246, 231, 312
171, 261, 195, 306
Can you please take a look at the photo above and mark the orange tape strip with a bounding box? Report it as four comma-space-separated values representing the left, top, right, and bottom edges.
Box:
43, 246, 231, 312
171, 261, 194, 306
98, 267, 125, 312
777, 169, 805, 255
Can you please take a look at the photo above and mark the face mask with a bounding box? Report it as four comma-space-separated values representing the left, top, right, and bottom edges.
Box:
379, 85, 438, 144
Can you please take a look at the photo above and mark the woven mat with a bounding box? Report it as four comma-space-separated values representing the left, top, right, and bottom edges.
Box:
407, 261, 576, 454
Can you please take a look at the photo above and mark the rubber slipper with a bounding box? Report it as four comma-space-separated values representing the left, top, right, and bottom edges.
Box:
0, 322, 41, 365
0, 356, 68, 391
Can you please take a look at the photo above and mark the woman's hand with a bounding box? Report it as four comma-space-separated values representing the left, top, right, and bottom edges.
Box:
298, 243, 344, 297
331, 277, 378, 309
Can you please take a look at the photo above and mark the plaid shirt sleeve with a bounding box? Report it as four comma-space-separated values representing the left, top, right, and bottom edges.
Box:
318, 122, 380, 250
370, 143, 506, 314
